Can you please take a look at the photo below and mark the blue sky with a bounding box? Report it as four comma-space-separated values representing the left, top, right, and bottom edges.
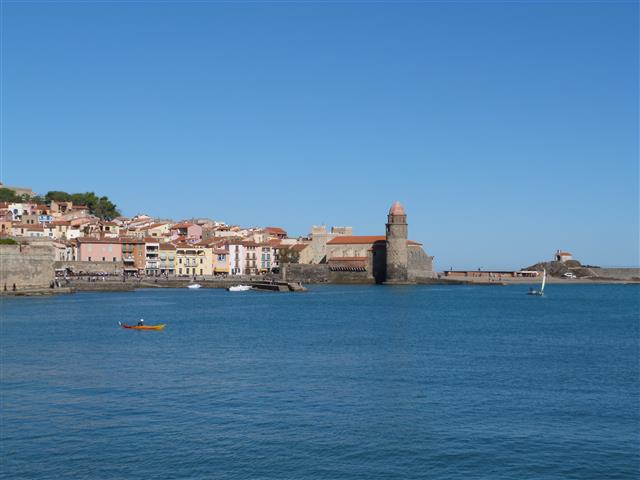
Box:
1, 1, 638, 269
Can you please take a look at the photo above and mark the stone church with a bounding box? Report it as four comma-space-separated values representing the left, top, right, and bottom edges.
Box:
325, 201, 434, 283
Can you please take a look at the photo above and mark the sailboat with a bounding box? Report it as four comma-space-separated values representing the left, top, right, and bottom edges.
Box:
527, 269, 546, 296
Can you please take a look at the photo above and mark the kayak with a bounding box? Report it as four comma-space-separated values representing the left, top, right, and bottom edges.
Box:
119, 322, 166, 330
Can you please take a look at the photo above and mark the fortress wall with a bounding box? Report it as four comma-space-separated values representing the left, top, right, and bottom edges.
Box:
408, 247, 435, 280
0, 243, 55, 289
282, 264, 330, 283
328, 270, 375, 284
282, 263, 376, 284
589, 268, 640, 280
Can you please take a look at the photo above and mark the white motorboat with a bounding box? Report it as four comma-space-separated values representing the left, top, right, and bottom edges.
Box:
527, 269, 546, 296
187, 283, 202, 289
228, 285, 251, 292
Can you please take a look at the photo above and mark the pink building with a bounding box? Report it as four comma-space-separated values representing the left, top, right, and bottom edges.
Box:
170, 222, 203, 242
76, 238, 122, 262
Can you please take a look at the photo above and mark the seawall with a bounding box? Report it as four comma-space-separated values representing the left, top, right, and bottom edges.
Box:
0, 243, 55, 290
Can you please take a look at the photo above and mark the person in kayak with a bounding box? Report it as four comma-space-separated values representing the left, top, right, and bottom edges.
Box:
137, 318, 144, 326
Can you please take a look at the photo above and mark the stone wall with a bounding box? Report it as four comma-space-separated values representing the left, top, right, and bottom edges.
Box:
328, 269, 375, 284
588, 268, 640, 280
282, 263, 378, 284
408, 247, 435, 280
0, 243, 55, 289
282, 264, 330, 283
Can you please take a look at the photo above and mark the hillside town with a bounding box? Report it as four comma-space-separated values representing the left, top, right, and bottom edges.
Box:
0, 183, 436, 283
1, 185, 328, 277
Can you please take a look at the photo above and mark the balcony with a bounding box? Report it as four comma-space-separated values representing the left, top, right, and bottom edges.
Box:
123, 256, 135, 263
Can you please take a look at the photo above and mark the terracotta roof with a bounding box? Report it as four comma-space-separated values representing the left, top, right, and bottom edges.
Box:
159, 243, 176, 251
241, 240, 260, 247
327, 235, 421, 246
148, 222, 172, 229
558, 251, 573, 256
51, 220, 71, 226
265, 226, 287, 235
328, 256, 367, 262
172, 222, 194, 229
119, 237, 144, 244
327, 235, 386, 245
77, 237, 121, 244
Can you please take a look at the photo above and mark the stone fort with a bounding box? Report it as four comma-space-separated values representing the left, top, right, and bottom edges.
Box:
286, 201, 434, 284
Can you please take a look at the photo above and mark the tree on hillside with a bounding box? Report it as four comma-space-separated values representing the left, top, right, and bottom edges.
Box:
45, 191, 72, 202
0, 188, 41, 203
45, 190, 120, 220
0, 188, 22, 202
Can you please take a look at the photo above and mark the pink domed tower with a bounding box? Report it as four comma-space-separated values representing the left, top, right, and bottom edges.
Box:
385, 201, 409, 283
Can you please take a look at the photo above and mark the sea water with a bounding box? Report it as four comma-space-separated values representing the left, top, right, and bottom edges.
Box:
1, 285, 638, 479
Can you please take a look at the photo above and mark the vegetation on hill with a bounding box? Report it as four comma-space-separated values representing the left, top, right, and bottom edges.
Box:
1, 186, 120, 221
0, 238, 18, 245
44, 191, 120, 220
0, 188, 45, 204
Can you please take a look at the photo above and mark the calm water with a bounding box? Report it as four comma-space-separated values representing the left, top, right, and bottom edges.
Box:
1, 285, 638, 479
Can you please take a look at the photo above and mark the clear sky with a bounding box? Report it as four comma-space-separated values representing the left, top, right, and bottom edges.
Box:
1, 1, 638, 270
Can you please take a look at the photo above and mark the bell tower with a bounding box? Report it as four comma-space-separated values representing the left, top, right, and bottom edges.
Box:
385, 201, 409, 283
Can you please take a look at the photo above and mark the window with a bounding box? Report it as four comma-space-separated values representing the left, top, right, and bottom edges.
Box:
200, 258, 203, 264
88, 256, 92, 261
113, 257, 116, 262
179, 268, 182, 274
102, 257, 106, 261
179, 258, 182, 264
200, 269, 203, 275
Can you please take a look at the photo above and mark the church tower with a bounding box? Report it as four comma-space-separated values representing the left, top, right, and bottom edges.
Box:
385, 201, 409, 283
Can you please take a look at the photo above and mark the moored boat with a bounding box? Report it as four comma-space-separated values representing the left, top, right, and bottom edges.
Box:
227, 285, 251, 292
187, 283, 202, 289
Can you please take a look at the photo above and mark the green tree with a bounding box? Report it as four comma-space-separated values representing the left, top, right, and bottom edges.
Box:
45, 190, 120, 220
45, 191, 72, 202
0, 188, 21, 202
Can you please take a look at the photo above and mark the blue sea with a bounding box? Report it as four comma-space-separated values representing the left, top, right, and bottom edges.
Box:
1, 285, 638, 479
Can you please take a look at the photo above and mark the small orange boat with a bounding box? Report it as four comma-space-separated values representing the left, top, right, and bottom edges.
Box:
119, 322, 166, 330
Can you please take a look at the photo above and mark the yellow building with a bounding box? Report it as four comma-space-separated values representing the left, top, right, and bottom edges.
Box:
175, 243, 213, 277
159, 243, 177, 274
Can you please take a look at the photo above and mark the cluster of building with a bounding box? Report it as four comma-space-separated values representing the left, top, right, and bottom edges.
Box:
2, 186, 434, 282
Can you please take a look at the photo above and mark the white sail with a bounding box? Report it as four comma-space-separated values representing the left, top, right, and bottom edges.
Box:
541, 269, 546, 293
